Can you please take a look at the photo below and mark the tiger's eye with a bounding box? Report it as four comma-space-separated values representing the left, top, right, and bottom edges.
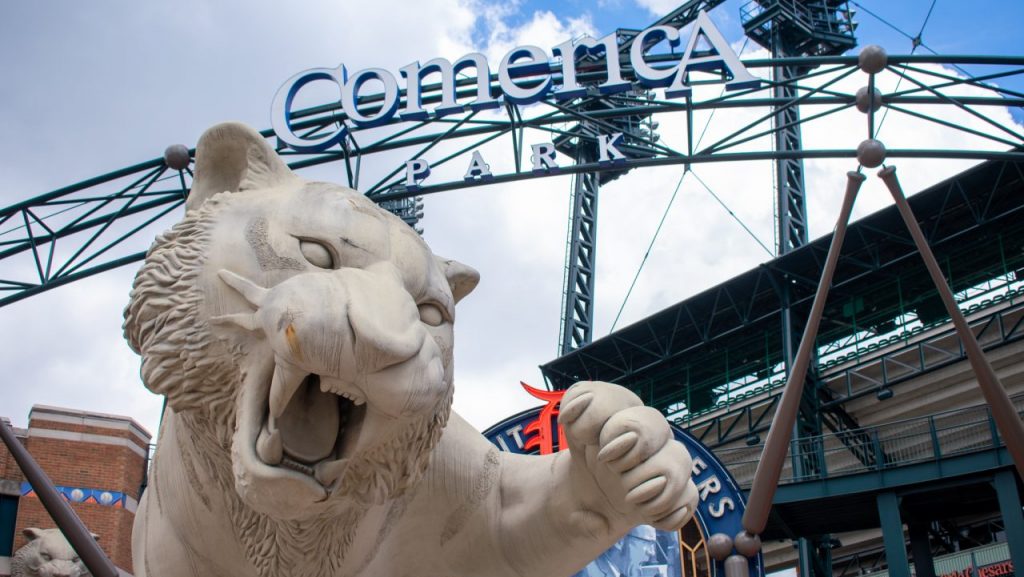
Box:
418, 303, 445, 326
299, 240, 334, 269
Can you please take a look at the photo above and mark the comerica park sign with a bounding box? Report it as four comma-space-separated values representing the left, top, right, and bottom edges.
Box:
271, 10, 759, 177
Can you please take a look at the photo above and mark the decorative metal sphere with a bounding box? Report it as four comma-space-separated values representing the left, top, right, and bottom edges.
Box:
857, 138, 887, 168
858, 45, 888, 74
724, 555, 749, 577
707, 533, 734, 561
734, 530, 762, 557
855, 86, 883, 113
163, 144, 191, 171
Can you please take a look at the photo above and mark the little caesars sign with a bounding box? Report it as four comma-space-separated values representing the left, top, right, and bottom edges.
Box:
271, 11, 758, 188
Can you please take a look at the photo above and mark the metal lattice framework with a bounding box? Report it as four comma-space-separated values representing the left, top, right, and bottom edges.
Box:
541, 154, 1024, 422
557, 0, 729, 355
2, 50, 1022, 309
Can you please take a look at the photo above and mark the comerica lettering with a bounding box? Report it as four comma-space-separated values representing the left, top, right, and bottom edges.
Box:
271, 10, 758, 152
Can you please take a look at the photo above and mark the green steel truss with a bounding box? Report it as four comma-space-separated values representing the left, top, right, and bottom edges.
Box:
1, 53, 1022, 308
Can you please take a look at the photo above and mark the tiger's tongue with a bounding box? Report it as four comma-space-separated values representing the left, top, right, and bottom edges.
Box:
277, 377, 340, 464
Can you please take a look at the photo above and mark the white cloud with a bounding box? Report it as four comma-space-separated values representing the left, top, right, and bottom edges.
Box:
0, 267, 164, 437
632, 0, 685, 18
483, 10, 596, 62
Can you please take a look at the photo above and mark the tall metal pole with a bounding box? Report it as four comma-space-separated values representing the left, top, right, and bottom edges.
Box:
742, 3, 857, 574
770, 31, 828, 577
560, 144, 601, 355
744, 171, 865, 534
556, 0, 727, 357
773, 32, 809, 256
880, 166, 1024, 481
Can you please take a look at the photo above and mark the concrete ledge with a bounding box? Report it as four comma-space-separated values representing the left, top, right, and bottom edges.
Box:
0, 479, 20, 497
27, 428, 148, 459
30, 405, 151, 445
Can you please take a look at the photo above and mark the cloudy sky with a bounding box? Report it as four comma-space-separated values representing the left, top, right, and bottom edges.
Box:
1, 0, 1022, 440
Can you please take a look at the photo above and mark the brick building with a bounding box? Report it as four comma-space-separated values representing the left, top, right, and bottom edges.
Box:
0, 406, 151, 576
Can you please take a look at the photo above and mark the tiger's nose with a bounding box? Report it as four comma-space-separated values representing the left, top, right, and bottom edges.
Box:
337, 264, 425, 373
256, 263, 424, 377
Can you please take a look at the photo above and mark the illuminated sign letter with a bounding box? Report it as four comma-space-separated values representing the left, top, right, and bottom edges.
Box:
667, 10, 760, 98
405, 159, 431, 188
400, 53, 499, 120
629, 26, 682, 88
270, 65, 348, 152
598, 133, 627, 163
530, 143, 558, 172
552, 33, 630, 99
498, 46, 553, 105
464, 150, 493, 180
341, 68, 400, 127
709, 497, 735, 518
271, 10, 762, 152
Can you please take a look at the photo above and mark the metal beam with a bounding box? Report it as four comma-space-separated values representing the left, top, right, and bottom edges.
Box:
560, 144, 601, 353
557, 1, 725, 355
1, 53, 1022, 308
993, 469, 1024, 575
877, 492, 911, 577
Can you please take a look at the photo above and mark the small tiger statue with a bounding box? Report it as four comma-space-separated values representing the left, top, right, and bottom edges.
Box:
10, 528, 94, 577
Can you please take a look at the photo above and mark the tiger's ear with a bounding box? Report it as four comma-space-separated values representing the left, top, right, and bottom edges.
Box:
439, 258, 479, 304
186, 122, 301, 211
22, 528, 43, 541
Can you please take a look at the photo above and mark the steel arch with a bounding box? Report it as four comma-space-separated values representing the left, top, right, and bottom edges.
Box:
1, 52, 1022, 307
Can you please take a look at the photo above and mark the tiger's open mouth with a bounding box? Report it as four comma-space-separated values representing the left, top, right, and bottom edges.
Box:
252, 367, 369, 490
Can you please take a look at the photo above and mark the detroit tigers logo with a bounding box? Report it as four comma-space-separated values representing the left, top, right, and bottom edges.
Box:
520, 382, 567, 454
485, 384, 765, 577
